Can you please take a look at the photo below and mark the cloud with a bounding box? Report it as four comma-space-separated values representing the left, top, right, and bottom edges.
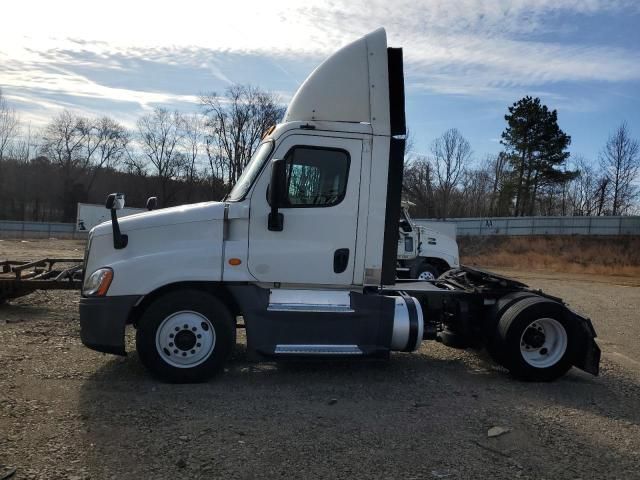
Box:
403, 34, 640, 97
1, 0, 638, 129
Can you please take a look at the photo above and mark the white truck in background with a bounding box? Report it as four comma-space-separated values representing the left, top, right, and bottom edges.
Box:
76, 203, 145, 232
79, 28, 600, 384
397, 203, 459, 280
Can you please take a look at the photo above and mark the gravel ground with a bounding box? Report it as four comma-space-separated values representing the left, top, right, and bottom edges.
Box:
1, 240, 639, 479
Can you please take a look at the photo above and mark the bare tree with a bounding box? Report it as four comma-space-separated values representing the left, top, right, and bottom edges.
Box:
0, 88, 21, 162
40, 111, 129, 219
41, 111, 88, 170
600, 122, 639, 215
82, 116, 130, 191
566, 156, 610, 216
459, 165, 493, 217
40, 111, 91, 220
402, 156, 434, 218
594, 176, 610, 216
200, 85, 284, 187
7, 122, 35, 163
483, 152, 511, 216
431, 128, 471, 218
137, 107, 186, 205
123, 147, 149, 178
181, 113, 205, 201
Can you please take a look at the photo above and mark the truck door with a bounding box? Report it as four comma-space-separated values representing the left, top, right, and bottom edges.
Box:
248, 134, 362, 286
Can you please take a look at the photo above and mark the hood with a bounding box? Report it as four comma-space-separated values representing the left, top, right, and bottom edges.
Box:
418, 227, 459, 260
92, 201, 226, 237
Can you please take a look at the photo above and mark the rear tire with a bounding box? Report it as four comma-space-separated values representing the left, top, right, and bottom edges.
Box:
136, 289, 234, 383
486, 292, 538, 365
495, 296, 575, 382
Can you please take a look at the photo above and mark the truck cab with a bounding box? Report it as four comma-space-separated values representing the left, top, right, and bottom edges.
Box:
396, 204, 460, 280
80, 28, 600, 383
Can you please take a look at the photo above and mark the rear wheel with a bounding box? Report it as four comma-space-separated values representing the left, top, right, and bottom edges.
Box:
518, 317, 568, 369
494, 296, 575, 381
136, 289, 234, 383
486, 292, 537, 365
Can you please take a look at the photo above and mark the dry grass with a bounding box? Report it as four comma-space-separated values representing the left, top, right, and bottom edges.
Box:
459, 235, 640, 277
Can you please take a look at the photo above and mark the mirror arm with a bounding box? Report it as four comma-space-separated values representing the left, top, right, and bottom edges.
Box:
110, 209, 128, 249
267, 158, 285, 232
105, 193, 128, 249
268, 206, 283, 232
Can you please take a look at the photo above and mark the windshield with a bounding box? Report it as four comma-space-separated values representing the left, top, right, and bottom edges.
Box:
226, 141, 274, 202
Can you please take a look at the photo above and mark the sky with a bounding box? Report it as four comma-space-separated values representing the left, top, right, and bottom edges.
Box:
1, 0, 639, 164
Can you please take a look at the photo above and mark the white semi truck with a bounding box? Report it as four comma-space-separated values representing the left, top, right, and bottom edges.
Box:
80, 28, 600, 383
396, 204, 459, 281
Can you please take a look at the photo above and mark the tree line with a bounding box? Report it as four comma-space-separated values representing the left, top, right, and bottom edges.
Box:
0, 87, 638, 223
403, 96, 639, 218
0, 86, 283, 222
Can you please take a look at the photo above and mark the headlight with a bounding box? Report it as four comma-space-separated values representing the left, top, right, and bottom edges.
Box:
83, 268, 113, 297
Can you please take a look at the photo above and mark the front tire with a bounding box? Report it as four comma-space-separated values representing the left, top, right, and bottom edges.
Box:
136, 289, 234, 383
412, 263, 439, 281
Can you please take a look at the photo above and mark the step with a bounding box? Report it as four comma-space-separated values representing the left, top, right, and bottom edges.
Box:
274, 344, 363, 355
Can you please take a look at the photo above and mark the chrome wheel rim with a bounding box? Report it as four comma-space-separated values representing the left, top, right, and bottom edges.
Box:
155, 311, 215, 368
418, 270, 436, 281
520, 317, 567, 368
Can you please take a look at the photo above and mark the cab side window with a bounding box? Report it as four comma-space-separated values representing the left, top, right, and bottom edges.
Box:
284, 147, 350, 207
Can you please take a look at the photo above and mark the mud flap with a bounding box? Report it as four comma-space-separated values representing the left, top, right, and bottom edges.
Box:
570, 310, 601, 376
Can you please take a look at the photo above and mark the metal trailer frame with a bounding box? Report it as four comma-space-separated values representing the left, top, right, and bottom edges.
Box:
0, 258, 83, 303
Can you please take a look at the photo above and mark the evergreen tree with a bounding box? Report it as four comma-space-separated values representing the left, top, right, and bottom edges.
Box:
501, 96, 575, 215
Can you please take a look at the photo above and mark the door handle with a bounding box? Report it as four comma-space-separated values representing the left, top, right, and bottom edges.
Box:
333, 248, 349, 274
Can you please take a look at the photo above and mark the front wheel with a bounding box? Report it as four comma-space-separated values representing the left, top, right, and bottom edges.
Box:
136, 289, 234, 383
412, 263, 439, 281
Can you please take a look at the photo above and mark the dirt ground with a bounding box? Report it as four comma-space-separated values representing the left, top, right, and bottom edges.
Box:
1, 239, 639, 479
459, 235, 640, 278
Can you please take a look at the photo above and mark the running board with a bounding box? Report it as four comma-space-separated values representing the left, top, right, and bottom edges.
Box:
274, 344, 363, 355
267, 304, 354, 313
268, 289, 354, 313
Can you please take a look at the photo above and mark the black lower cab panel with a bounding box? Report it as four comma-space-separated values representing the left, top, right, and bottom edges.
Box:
228, 285, 396, 361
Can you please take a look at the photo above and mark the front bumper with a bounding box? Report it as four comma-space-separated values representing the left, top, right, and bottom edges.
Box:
79, 295, 141, 356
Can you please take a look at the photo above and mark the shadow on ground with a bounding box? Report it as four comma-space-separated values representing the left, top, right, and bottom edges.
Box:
76, 344, 640, 479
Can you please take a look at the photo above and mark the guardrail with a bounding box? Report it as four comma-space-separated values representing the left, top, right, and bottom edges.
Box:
414, 216, 640, 236
1, 216, 639, 239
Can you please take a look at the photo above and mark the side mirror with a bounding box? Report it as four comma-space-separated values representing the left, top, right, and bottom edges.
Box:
104, 193, 128, 249
268, 158, 287, 231
146, 196, 158, 211
105, 193, 125, 210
